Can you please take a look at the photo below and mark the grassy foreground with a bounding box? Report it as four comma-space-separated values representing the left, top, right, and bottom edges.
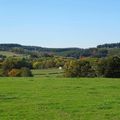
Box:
0, 77, 120, 120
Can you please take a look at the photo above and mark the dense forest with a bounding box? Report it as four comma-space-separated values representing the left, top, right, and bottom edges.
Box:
97, 43, 120, 48
0, 43, 120, 58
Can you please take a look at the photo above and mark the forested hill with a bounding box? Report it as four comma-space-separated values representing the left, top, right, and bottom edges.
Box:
97, 43, 120, 48
0, 43, 79, 52
0, 43, 120, 58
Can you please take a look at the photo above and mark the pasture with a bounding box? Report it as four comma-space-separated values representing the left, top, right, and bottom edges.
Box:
32, 68, 64, 77
0, 77, 120, 120
0, 51, 22, 57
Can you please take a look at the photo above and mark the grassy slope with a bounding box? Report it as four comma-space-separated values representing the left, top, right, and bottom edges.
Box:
32, 68, 64, 77
0, 51, 24, 57
0, 77, 120, 120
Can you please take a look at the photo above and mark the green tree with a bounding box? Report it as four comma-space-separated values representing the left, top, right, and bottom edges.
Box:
8, 69, 21, 77
64, 60, 80, 77
97, 56, 120, 78
2, 58, 33, 77
20, 68, 33, 77
64, 60, 96, 77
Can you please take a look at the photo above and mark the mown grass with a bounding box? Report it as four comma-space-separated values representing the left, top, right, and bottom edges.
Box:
32, 68, 64, 77
0, 77, 120, 120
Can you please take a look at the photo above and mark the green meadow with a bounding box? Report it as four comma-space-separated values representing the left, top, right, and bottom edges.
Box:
0, 76, 120, 120
0, 51, 23, 57
32, 68, 64, 77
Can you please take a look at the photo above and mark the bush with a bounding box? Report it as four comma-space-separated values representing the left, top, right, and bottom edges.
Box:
1, 58, 33, 77
64, 60, 96, 77
20, 68, 33, 77
2, 58, 32, 71
97, 56, 120, 78
64, 60, 80, 77
33, 61, 45, 69
8, 69, 21, 77
7, 68, 33, 77
0, 69, 4, 77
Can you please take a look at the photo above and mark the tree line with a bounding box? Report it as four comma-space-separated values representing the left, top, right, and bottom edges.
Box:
0, 55, 120, 78
97, 43, 120, 48
64, 56, 120, 78
0, 43, 120, 58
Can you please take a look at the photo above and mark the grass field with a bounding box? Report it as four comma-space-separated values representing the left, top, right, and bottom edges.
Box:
0, 51, 28, 58
32, 68, 64, 77
0, 51, 21, 57
0, 77, 120, 120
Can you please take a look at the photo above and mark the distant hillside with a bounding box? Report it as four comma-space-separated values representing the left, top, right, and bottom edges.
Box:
0, 43, 120, 58
97, 43, 120, 48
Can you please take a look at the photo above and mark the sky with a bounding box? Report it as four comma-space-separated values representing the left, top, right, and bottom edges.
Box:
0, 0, 120, 48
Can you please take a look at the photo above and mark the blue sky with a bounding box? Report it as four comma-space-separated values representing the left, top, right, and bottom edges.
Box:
0, 0, 120, 48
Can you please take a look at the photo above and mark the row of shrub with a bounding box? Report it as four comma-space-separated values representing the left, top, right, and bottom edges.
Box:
0, 56, 120, 78
0, 56, 68, 77
2, 68, 32, 77
0, 58, 32, 77
32, 57, 68, 69
0, 56, 72, 70
64, 56, 120, 78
